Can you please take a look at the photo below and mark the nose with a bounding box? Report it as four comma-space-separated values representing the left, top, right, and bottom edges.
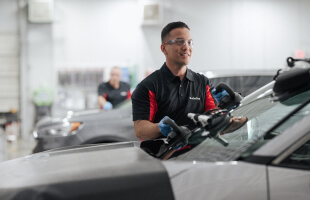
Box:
182, 42, 190, 50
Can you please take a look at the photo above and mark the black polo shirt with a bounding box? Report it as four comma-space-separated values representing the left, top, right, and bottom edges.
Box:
132, 63, 216, 130
98, 81, 131, 107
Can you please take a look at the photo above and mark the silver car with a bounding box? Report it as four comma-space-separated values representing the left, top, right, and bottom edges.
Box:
0, 57, 309, 200
32, 75, 271, 153
32, 100, 138, 153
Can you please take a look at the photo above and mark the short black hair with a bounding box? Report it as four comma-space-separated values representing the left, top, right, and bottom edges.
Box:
161, 21, 190, 43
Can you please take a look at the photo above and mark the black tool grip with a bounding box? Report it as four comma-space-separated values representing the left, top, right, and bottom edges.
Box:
215, 83, 236, 100
163, 118, 183, 136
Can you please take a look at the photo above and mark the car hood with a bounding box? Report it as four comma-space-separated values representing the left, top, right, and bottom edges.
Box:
0, 142, 174, 200
69, 106, 132, 122
36, 107, 132, 128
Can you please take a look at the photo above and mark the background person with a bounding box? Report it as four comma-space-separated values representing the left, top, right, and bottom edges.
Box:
98, 67, 131, 110
132, 21, 227, 140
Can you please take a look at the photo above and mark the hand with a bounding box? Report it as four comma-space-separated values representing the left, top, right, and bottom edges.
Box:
211, 88, 228, 104
103, 101, 113, 110
158, 116, 174, 136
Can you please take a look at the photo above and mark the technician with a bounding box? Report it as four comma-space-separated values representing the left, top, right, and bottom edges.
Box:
132, 21, 226, 140
98, 67, 131, 110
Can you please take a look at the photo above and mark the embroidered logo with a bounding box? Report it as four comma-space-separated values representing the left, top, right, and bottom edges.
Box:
120, 91, 127, 96
189, 97, 200, 100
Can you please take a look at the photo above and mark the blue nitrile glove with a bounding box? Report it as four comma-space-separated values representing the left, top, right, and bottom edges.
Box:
159, 116, 174, 137
103, 101, 113, 110
211, 88, 229, 104
174, 143, 183, 150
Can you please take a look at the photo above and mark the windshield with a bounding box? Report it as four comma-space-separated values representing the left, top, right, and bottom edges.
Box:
170, 90, 310, 162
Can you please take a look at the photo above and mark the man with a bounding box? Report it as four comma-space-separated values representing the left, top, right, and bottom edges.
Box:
98, 67, 131, 110
132, 21, 223, 140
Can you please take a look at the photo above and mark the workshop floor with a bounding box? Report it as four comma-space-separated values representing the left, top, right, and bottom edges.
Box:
0, 128, 36, 162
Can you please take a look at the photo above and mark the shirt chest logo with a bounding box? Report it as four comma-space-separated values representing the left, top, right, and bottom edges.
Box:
120, 91, 127, 96
189, 97, 200, 100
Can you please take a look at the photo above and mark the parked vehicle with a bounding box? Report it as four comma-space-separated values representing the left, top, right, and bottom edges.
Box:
32, 100, 138, 153
32, 74, 270, 153
208, 70, 274, 96
4, 57, 307, 199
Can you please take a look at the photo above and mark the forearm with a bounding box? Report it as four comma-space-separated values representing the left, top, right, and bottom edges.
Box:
134, 120, 162, 140
98, 96, 107, 107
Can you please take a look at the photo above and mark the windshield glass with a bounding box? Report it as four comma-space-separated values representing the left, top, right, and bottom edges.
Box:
169, 90, 310, 162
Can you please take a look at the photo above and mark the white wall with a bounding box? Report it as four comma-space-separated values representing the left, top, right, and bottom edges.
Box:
0, 0, 18, 32
0, 0, 19, 112
52, 0, 310, 80
0, 0, 18, 158
53, 0, 141, 69
10, 0, 310, 137
144, 0, 310, 73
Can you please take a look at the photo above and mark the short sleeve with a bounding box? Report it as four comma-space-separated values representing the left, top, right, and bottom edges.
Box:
98, 83, 106, 96
131, 82, 153, 121
203, 76, 216, 111
125, 83, 131, 99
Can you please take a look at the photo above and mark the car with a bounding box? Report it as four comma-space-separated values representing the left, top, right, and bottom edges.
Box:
207, 70, 274, 96
3, 57, 309, 200
32, 99, 139, 153
32, 73, 270, 153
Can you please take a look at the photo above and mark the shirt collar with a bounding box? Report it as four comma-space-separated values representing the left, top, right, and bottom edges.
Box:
186, 68, 194, 82
161, 63, 194, 82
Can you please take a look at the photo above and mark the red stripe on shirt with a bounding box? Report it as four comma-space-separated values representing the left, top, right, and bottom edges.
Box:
204, 85, 216, 112
126, 90, 131, 99
149, 91, 158, 122
103, 93, 107, 99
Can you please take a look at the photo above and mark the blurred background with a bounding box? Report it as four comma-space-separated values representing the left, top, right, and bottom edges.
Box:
0, 0, 309, 161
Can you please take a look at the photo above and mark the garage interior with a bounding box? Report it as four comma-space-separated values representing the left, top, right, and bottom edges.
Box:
0, 0, 309, 161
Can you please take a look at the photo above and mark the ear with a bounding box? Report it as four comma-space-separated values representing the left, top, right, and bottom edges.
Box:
161, 44, 167, 55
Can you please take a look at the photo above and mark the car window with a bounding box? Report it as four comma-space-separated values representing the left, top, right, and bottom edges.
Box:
279, 139, 310, 170
170, 90, 310, 162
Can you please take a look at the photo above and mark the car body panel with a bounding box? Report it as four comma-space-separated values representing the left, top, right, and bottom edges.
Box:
163, 161, 267, 200
0, 142, 174, 200
268, 166, 310, 200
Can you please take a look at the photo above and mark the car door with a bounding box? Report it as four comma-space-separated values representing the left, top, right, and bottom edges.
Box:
268, 136, 310, 200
